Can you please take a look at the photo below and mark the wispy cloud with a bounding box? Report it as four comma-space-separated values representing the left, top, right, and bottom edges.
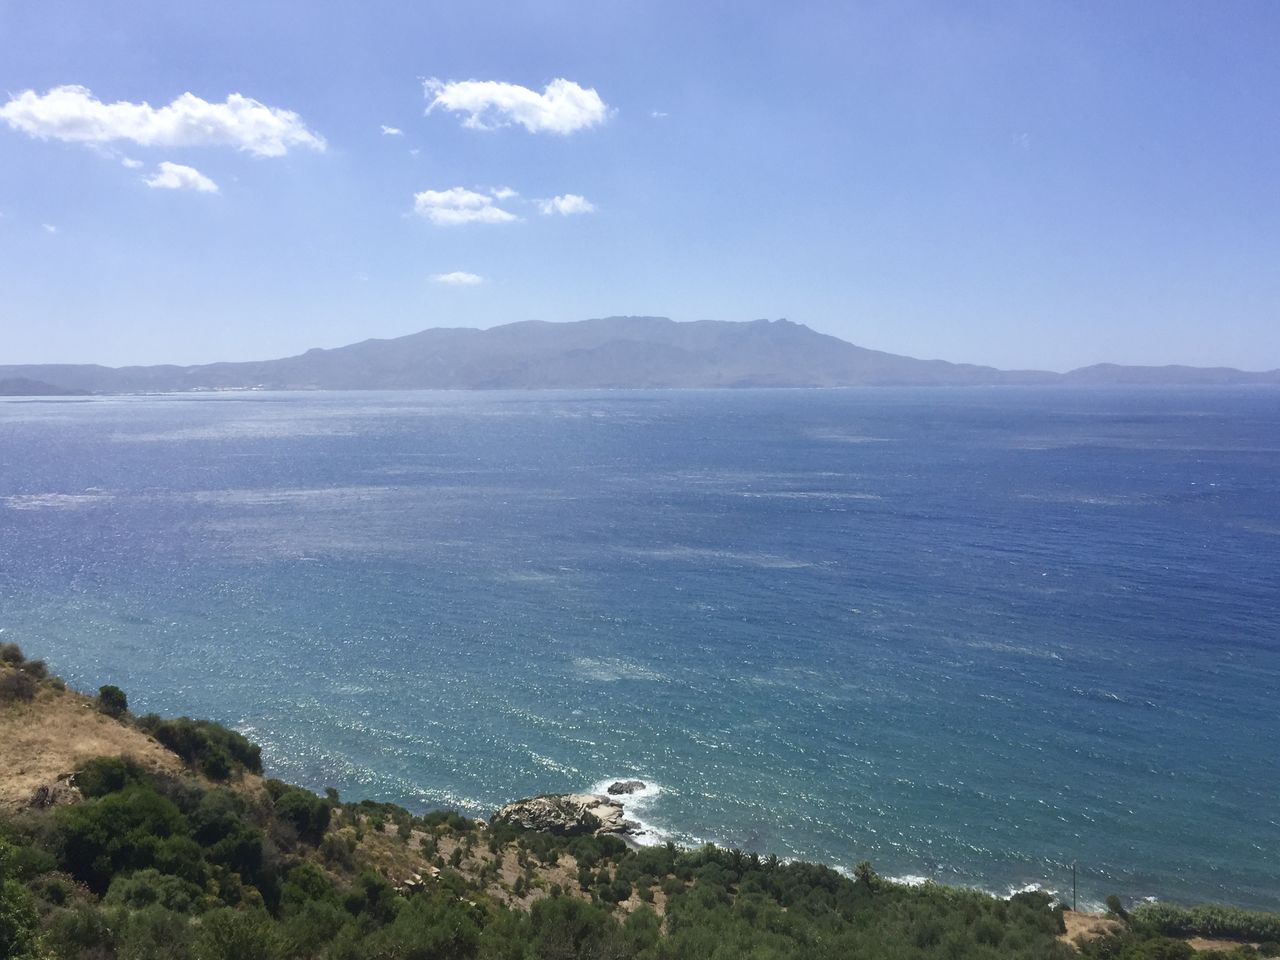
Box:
144, 161, 219, 193
121, 157, 144, 169
412, 187, 517, 225
381, 124, 403, 136
0, 85, 325, 157
538, 193, 596, 216
431, 271, 483, 285
424, 77, 610, 134
650, 110, 669, 119
489, 186, 518, 200
42, 223, 57, 234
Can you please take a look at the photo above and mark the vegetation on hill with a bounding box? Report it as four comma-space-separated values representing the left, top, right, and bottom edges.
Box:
2, 646, 1278, 960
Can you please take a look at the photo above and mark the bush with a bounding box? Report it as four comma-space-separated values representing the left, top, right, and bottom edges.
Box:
105, 868, 203, 913
43, 901, 117, 958
0, 670, 37, 703
362, 894, 481, 959
77, 756, 145, 798
1107, 893, 1131, 923
0, 878, 41, 960
0, 643, 23, 665
17, 659, 46, 680
118, 904, 196, 960
1132, 902, 1280, 942
54, 783, 190, 892
137, 716, 262, 778
97, 684, 128, 718
272, 788, 331, 845
192, 906, 282, 960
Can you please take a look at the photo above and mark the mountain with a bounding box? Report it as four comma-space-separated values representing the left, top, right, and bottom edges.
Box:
0, 376, 91, 396
1, 317, 1276, 392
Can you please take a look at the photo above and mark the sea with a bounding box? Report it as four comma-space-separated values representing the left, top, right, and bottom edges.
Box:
1, 387, 1277, 910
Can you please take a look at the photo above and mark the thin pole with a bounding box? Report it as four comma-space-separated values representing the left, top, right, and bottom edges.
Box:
1072, 862, 1077, 912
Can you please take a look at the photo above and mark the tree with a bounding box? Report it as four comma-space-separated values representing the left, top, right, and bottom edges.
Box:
0, 670, 36, 703
854, 860, 879, 894
1106, 894, 1131, 924
0, 878, 40, 960
98, 684, 128, 718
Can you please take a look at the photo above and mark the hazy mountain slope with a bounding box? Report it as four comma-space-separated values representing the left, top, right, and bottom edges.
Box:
0, 377, 91, 396
0, 317, 1274, 392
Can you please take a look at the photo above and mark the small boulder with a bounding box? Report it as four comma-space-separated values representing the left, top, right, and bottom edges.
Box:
606, 780, 647, 796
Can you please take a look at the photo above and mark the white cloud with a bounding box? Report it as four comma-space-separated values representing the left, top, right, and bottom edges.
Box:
121, 157, 144, 169
650, 110, 669, 119
42, 223, 57, 234
489, 185, 518, 200
537, 193, 596, 216
144, 161, 219, 193
381, 124, 403, 136
424, 77, 610, 134
431, 271, 484, 285
0, 85, 325, 157
412, 187, 517, 225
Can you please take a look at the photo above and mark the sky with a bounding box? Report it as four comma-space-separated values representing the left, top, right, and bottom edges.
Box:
1, 0, 1277, 371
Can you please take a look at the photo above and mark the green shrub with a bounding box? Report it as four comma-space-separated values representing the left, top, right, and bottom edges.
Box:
118, 904, 196, 960
272, 787, 331, 845
1107, 893, 1132, 923
77, 756, 145, 798
0, 836, 55, 882
54, 783, 190, 892
0, 878, 41, 960
1132, 902, 1280, 942
0, 643, 23, 665
192, 906, 282, 960
529, 895, 618, 959
0, 670, 37, 703
17, 659, 46, 680
137, 716, 261, 778
105, 868, 203, 913
362, 893, 481, 959
97, 684, 128, 718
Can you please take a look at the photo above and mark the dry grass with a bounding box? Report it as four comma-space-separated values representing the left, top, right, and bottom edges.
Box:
1186, 938, 1261, 952
1060, 910, 1124, 945
0, 668, 184, 810
338, 815, 669, 917
1059, 910, 1262, 955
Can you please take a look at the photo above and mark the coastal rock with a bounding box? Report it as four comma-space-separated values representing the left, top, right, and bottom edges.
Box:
492, 793, 633, 837
606, 779, 647, 796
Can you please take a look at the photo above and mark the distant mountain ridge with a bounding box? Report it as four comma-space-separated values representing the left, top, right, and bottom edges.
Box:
1, 317, 1277, 393
0, 377, 91, 397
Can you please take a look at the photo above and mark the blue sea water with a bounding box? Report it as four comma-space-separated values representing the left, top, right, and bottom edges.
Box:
1, 387, 1278, 909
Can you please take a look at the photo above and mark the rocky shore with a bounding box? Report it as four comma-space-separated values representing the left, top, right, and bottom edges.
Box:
491, 792, 645, 842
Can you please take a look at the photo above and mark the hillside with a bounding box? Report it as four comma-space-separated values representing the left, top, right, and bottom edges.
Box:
0, 377, 90, 397
2, 647, 1277, 960
2, 317, 1277, 393
0, 676, 182, 811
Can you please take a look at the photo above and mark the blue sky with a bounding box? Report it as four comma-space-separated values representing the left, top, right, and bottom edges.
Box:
1, 1, 1277, 370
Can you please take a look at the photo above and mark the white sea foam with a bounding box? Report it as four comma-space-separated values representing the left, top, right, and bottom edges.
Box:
625, 546, 811, 569
572, 658, 667, 683
4, 492, 113, 510
588, 777, 670, 846
885, 873, 932, 887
